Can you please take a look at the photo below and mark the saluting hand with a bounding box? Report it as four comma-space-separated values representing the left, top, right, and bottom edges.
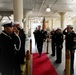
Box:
64, 28, 67, 30
14, 30, 19, 35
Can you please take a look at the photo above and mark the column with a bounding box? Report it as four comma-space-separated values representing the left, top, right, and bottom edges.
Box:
0, 16, 3, 33
51, 18, 53, 30
23, 11, 29, 37
0, 21, 2, 33
73, 19, 76, 32
13, 0, 23, 28
59, 12, 66, 29
46, 20, 49, 29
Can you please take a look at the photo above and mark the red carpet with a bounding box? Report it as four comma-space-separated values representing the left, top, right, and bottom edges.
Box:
32, 53, 58, 75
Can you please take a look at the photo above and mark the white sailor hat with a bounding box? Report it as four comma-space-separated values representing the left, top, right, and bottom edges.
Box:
14, 21, 20, 25
57, 27, 62, 30
38, 25, 41, 27
1, 20, 14, 27
67, 25, 73, 28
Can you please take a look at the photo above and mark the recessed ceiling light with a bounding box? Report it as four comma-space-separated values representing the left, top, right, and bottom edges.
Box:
46, 7, 51, 12
30, 11, 33, 14
65, 13, 67, 15
69, 16, 72, 20
41, 17, 43, 20
69, 6, 72, 8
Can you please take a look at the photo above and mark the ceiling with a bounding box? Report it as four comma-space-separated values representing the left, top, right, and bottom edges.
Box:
0, 0, 76, 18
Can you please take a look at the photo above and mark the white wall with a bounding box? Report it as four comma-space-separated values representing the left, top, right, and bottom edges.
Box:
45, 18, 61, 30
53, 18, 60, 29
64, 18, 73, 29
29, 17, 75, 33
73, 20, 76, 32
45, 18, 73, 31
45, 18, 52, 30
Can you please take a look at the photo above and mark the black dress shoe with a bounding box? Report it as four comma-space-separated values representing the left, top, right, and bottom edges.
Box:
21, 61, 25, 65
56, 62, 61, 64
71, 69, 74, 75
55, 60, 61, 64
20, 71, 23, 73
51, 54, 55, 56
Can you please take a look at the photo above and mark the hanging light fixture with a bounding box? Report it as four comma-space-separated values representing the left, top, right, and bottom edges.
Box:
46, 5, 51, 12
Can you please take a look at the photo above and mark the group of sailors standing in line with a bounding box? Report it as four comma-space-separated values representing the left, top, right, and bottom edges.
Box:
33, 25, 76, 75
0, 20, 26, 75
0, 20, 75, 75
